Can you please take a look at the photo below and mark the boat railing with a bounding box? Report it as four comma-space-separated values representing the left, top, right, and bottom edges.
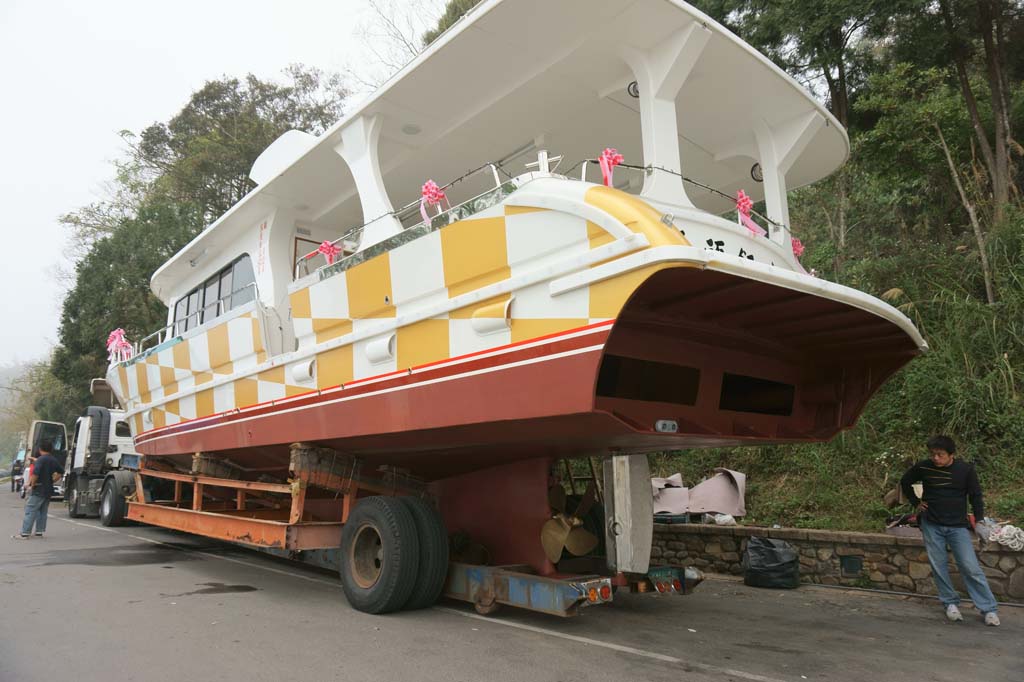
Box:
577, 159, 789, 244
121, 281, 261, 364
293, 162, 510, 280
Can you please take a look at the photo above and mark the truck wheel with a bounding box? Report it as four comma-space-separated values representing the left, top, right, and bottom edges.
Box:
68, 478, 86, 518
339, 496, 420, 614
399, 497, 450, 610
99, 478, 126, 526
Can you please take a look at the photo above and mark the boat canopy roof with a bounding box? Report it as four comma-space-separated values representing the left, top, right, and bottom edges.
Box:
152, 0, 847, 302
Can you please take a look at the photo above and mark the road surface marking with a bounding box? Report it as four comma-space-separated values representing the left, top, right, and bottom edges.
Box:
434, 606, 789, 682
54, 514, 786, 682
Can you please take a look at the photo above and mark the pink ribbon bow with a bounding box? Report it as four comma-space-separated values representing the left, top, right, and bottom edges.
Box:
420, 179, 447, 223
736, 190, 767, 237
317, 240, 342, 265
791, 237, 805, 258
791, 237, 809, 274
598, 148, 624, 187
106, 328, 132, 362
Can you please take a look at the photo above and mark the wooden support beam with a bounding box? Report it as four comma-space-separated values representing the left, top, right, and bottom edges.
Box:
289, 480, 307, 525
137, 468, 293, 494
237, 490, 246, 511
193, 483, 203, 511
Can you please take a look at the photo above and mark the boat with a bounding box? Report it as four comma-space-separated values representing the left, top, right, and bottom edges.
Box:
103, 0, 925, 601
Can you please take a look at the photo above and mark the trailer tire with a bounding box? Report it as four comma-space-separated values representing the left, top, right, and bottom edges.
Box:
99, 478, 127, 526
67, 477, 86, 518
339, 496, 420, 614
399, 497, 450, 610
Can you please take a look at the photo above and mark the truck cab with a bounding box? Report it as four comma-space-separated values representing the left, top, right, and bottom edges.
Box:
64, 380, 141, 524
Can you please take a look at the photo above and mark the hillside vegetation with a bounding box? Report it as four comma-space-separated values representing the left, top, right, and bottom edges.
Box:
3, 1, 1022, 531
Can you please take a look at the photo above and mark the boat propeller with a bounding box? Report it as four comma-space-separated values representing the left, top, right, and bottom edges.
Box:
541, 482, 600, 563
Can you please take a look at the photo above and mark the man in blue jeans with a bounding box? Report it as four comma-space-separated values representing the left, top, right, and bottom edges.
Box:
900, 435, 999, 626
11, 438, 64, 540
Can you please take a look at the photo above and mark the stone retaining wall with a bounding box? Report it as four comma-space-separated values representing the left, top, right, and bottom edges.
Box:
652, 523, 1024, 601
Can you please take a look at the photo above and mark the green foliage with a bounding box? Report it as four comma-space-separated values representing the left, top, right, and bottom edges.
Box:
422, 0, 482, 46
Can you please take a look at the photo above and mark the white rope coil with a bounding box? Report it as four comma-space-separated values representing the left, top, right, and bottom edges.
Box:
987, 524, 1024, 552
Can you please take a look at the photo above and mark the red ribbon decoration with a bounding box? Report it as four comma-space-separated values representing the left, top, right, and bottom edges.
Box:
317, 240, 342, 265
420, 179, 447, 223
736, 190, 767, 237
598, 148, 624, 186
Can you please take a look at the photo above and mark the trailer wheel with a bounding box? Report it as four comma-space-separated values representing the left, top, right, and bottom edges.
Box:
99, 478, 126, 526
68, 477, 86, 518
399, 497, 450, 610
339, 496, 420, 614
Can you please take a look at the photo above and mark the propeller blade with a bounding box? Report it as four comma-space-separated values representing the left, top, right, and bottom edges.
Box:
574, 482, 598, 519
540, 515, 572, 563
548, 484, 567, 514
565, 527, 599, 556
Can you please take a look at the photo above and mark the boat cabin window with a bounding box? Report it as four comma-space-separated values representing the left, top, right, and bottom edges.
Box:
173, 255, 255, 335
596, 355, 700, 406
718, 373, 794, 416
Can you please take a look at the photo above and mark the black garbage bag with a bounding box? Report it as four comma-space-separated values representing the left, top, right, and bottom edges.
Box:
742, 536, 800, 589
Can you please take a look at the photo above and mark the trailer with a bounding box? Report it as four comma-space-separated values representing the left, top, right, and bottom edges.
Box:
120, 445, 701, 617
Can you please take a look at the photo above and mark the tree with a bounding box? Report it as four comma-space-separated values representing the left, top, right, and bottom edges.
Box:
894, 0, 1021, 224
857, 65, 998, 303
423, 0, 482, 46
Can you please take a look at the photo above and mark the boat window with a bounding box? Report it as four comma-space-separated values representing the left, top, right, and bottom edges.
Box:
185, 290, 201, 331
596, 355, 700, 406
202, 275, 221, 323
115, 421, 132, 438
173, 255, 255, 335
230, 257, 255, 308
719, 373, 794, 416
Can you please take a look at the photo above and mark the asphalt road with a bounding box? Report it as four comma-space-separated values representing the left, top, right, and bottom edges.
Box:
0, 491, 1019, 682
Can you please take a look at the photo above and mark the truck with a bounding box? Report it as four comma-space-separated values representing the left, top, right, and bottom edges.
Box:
63, 379, 141, 525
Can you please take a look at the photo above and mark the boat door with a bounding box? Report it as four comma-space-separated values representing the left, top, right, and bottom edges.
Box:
28, 420, 69, 470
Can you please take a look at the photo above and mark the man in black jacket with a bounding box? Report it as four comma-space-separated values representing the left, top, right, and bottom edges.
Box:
900, 435, 999, 626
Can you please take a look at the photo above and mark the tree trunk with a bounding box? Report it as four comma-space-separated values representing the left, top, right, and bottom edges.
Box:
939, 0, 1002, 217
935, 123, 996, 304
976, 0, 1011, 222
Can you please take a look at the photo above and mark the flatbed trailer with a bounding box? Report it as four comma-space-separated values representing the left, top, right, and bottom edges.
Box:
122, 446, 701, 617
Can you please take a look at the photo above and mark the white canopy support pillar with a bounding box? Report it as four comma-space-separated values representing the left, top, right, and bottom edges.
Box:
333, 114, 403, 251
620, 22, 711, 206
753, 111, 825, 244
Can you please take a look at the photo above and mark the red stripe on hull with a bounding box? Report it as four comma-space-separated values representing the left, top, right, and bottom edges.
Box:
136, 330, 609, 469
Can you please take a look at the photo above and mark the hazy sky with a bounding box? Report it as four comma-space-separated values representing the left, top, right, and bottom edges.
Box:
0, 0, 440, 365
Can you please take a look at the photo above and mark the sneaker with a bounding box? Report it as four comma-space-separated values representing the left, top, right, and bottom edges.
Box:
984, 612, 1000, 627
33, 533, 43, 537
945, 604, 964, 622
10, 534, 29, 540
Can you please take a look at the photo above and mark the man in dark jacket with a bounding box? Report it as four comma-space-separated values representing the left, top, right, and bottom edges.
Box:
900, 435, 999, 626
12, 438, 64, 540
